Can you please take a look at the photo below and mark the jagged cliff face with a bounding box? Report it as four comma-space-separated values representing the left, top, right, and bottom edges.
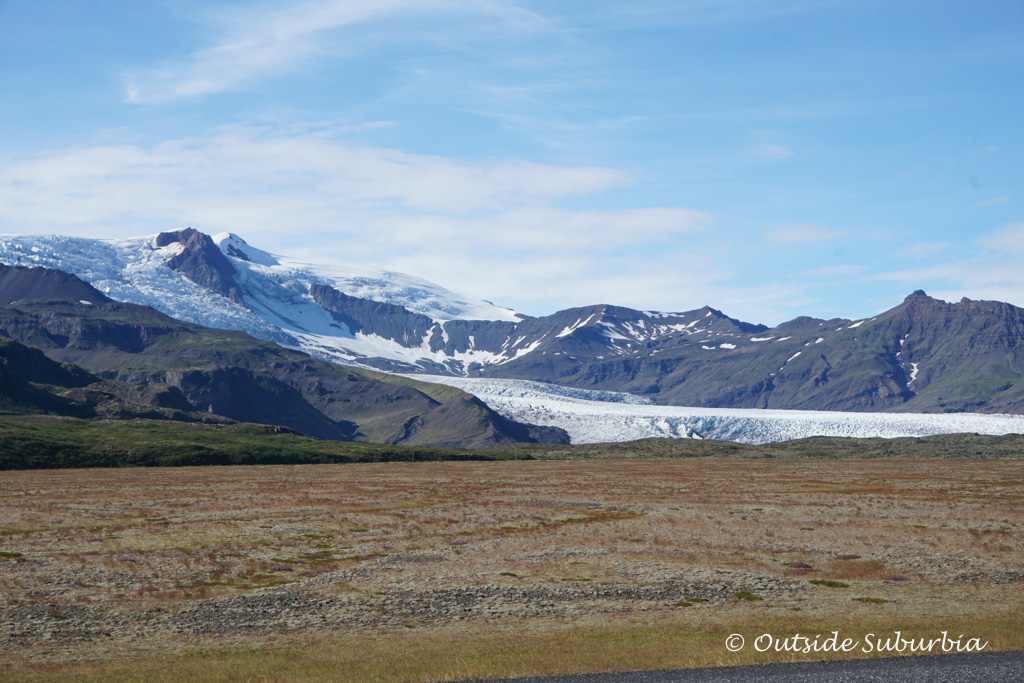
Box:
4, 231, 1024, 414
873, 291, 1024, 413
0, 264, 568, 447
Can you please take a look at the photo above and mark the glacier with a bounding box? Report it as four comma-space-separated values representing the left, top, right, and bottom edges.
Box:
0, 232, 521, 368
404, 375, 1024, 445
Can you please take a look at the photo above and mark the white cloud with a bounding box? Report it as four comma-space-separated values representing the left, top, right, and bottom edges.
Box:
0, 125, 717, 316
122, 0, 545, 103
750, 143, 793, 160
0, 126, 630, 225
802, 264, 865, 278
979, 220, 1024, 254
370, 247, 731, 316
897, 241, 951, 259
868, 222, 1024, 309
763, 223, 842, 244
871, 263, 975, 285
975, 195, 1009, 207
748, 129, 794, 161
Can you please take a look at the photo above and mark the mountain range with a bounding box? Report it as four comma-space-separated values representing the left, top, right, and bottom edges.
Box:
4, 228, 1024, 418
0, 263, 567, 448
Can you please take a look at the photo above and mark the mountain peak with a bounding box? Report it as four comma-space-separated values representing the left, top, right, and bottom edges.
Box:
213, 232, 280, 266
154, 227, 242, 303
154, 226, 204, 248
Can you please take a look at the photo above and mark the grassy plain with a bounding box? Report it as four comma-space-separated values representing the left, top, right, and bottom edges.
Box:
1, 458, 1022, 681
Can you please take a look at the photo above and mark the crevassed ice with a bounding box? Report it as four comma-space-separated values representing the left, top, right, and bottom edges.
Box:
407, 376, 1024, 445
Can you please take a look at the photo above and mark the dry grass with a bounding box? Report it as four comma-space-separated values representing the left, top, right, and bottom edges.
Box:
9, 611, 1024, 682
1, 459, 1023, 680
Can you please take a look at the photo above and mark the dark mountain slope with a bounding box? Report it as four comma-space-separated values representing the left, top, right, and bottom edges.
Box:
856, 291, 1024, 413
0, 335, 204, 421
0, 264, 111, 306
0, 336, 97, 417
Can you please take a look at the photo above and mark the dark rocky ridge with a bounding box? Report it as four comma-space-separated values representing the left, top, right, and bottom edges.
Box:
479, 290, 1024, 414
0, 264, 111, 306
310, 282, 436, 347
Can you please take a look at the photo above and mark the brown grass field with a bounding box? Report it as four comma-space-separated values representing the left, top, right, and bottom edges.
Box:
1, 458, 1022, 681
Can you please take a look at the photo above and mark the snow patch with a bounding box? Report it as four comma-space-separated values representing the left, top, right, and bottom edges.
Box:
557, 314, 596, 338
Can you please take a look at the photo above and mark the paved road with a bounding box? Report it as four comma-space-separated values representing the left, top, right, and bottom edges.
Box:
460, 650, 1024, 682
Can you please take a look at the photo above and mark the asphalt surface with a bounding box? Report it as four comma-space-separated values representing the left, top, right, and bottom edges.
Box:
460, 650, 1024, 682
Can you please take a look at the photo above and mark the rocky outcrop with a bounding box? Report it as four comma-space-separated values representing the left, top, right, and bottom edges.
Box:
310, 282, 436, 346
155, 228, 243, 303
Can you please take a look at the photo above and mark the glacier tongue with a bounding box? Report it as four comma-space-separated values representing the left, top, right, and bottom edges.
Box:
405, 375, 1024, 444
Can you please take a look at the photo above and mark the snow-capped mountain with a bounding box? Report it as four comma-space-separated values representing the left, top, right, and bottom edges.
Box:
6, 228, 1024, 417
0, 228, 762, 375
0, 228, 521, 371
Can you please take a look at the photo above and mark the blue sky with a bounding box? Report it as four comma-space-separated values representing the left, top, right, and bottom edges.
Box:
1, 0, 1021, 325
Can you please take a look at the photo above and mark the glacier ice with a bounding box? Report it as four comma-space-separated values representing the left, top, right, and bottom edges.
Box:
0, 232, 520, 369
406, 375, 1024, 445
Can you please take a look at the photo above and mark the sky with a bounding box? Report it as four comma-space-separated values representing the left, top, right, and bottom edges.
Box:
0, 0, 1021, 325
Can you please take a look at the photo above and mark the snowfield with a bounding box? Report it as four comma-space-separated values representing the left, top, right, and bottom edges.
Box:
405, 375, 1024, 444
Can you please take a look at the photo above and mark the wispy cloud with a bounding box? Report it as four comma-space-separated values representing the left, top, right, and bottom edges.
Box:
898, 241, 951, 259
763, 223, 842, 244
975, 195, 1009, 207
0, 125, 630, 222
978, 220, 1024, 253
747, 129, 794, 160
868, 222, 1024, 307
750, 143, 793, 160
802, 264, 865, 278
122, 0, 545, 104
